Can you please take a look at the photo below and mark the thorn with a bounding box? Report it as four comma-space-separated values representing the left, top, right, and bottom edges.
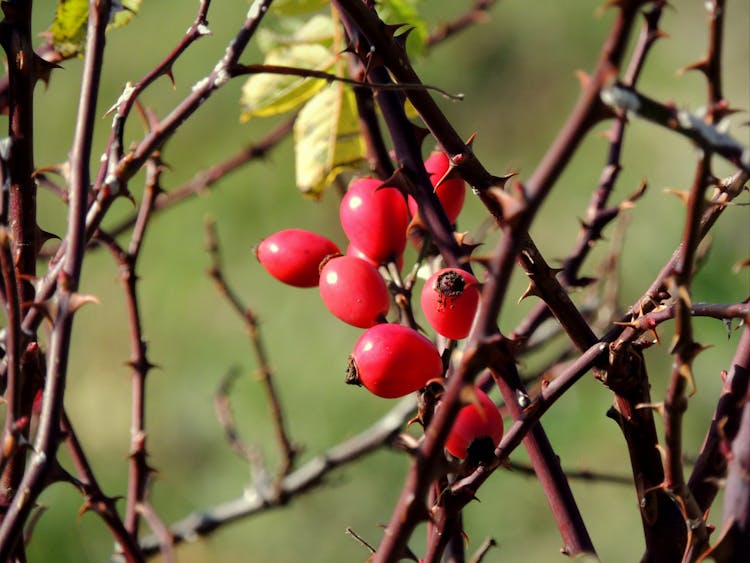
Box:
626, 178, 648, 204
68, 293, 100, 313
393, 27, 414, 52
432, 165, 463, 191
32, 54, 62, 88
165, 67, 176, 89
464, 132, 477, 149
663, 188, 690, 205
678, 363, 697, 396
635, 401, 665, 416
35, 226, 60, 253
454, 232, 482, 256
103, 81, 136, 117
78, 499, 93, 519
487, 183, 524, 223
732, 257, 750, 273
677, 58, 709, 77
575, 69, 591, 90
378, 166, 412, 198
597, 0, 628, 16
518, 281, 541, 303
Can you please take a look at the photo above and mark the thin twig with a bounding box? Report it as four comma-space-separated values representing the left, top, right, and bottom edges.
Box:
230, 63, 464, 101
136, 503, 175, 563
205, 219, 298, 489
426, 0, 497, 48
138, 397, 417, 556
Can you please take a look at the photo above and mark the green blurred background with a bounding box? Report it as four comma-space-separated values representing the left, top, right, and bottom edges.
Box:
10, 0, 749, 561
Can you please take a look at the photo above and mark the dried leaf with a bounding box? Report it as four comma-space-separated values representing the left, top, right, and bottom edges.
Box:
240, 44, 334, 120
294, 83, 366, 196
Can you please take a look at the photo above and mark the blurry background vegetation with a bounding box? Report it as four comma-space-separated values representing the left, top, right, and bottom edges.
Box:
9, 0, 749, 560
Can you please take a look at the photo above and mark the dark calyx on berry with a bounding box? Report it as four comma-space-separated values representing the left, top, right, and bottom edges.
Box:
345, 355, 361, 386
435, 269, 465, 308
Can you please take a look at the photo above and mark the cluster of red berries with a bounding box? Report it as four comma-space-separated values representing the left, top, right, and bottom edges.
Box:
255, 152, 503, 460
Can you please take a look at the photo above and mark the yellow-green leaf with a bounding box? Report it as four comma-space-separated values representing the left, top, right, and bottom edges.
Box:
240, 44, 334, 120
270, 0, 329, 16
294, 84, 366, 197
50, 0, 88, 57
49, 0, 142, 58
110, 0, 142, 30
257, 14, 335, 52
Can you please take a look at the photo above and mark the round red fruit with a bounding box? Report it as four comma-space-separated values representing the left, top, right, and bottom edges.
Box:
445, 387, 503, 460
340, 177, 408, 265
255, 229, 339, 288
408, 151, 466, 224
320, 255, 390, 328
421, 268, 480, 340
346, 243, 403, 272
346, 324, 443, 398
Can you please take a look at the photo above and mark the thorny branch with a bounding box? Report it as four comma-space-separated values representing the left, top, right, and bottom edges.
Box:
0, 0, 112, 555
205, 219, 298, 489
96, 154, 163, 540
138, 397, 417, 556
0, 0, 746, 560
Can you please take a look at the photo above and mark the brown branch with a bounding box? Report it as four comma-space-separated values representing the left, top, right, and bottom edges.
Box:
106, 0, 274, 193
0, 1, 111, 555
93, 0, 213, 193
469, 537, 497, 563
229, 63, 464, 100
138, 397, 417, 556
451, 342, 608, 498
1, 1, 37, 308
660, 156, 712, 559
0, 41, 63, 115
214, 368, 263, 464
600, 84, 749, 173
205, 219, 298, 488
136, 503, 175, 563
426, 0, 497, 48
104, 116, 294, 242
506, 460, 633, 486
607, 169, 748, 349
714, 322, 750, 557
335, 7, 593, 560
60, 412, 143, 562
698, 0, 725, 121
14, 2, 276, 351
0, 5, 38, 541
689, 325, 750, 515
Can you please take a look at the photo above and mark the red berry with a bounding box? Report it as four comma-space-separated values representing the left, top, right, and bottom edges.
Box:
445, 387, 503, 460
346, 324, 443, 398
408, 151, 466, 224
319, 255, 390, 328
255, 229, 339, 288
346, 243, 403, 272
420, 268, 480, 340
340, 177, 408, 265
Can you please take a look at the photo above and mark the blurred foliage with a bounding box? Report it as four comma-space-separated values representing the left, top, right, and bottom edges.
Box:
49, 0, 141, 57
4, 0, 748, 561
